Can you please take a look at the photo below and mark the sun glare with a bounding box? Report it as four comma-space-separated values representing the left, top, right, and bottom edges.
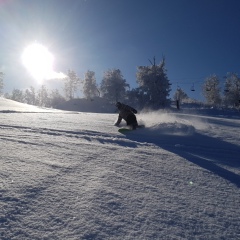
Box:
21, 43, 57, 83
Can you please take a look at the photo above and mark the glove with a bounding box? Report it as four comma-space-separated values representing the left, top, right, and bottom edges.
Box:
132, 109, 137, 114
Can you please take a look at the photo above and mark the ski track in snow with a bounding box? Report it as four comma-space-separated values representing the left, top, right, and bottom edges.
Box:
0, 103, 240, 239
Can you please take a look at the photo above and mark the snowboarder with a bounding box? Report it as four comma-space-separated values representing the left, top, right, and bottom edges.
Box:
114, 102, 138, 130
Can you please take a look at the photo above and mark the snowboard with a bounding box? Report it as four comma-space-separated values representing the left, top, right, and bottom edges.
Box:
118, 125, 145, 134
118, 128, 132, 133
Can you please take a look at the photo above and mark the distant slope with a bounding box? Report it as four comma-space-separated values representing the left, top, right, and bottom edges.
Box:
0, 97, 64, 113
55, 97, 115, 113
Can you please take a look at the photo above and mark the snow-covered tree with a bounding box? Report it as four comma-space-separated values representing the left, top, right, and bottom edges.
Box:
49, 89, 65, 108
11, 89, 24, 102
0, 72, 4, 95
136, 57, 171, 109
36, 85, 50, 107
100, 69, 129, 103
63, 70, 81, 100
4, 92, 10, 99
202, 74, 221, 106
24, 86, 36, 105
173, 88, 188, 102
83, 70, 99, 100
223, 72, 240, 107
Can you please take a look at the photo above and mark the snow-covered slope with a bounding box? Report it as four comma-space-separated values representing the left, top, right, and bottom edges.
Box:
0, 98, 240, 239
0, 97, 64, 113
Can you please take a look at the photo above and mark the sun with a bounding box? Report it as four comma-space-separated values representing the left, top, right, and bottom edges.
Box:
21, 43, 55, 83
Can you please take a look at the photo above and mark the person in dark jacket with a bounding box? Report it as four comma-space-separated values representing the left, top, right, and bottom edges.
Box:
114, 102, 138, 130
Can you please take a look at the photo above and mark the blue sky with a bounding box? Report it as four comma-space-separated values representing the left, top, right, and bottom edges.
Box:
1, 0, 240, 101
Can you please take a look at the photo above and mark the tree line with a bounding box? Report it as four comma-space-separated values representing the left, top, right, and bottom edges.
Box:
0, 57, 171, 110
1, 58, 240, 110
173, 72, 240, 108
202, 73, 240, 107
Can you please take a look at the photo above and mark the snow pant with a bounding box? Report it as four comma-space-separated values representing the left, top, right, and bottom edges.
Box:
126, 114, 138, 129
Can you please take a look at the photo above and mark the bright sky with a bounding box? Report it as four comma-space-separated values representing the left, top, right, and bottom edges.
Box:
1, 0, 240, 100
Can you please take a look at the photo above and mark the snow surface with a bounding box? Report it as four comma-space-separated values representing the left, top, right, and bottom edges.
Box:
0, 97, 240, 240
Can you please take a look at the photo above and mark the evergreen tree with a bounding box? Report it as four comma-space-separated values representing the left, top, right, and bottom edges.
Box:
100, 69, 129, 103
202, 74, 221, 106
136, 57, 171, 109
83, 70, 99, 99
63, 70, 81, 100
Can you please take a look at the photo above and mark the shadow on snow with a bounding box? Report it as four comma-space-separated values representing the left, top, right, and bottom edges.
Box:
120, 128, 240, 188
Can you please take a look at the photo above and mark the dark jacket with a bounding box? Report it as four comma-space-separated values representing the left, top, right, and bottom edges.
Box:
115, 103, 137, 125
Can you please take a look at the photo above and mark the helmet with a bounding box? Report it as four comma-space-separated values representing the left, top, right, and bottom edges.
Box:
116, 102, 122, 108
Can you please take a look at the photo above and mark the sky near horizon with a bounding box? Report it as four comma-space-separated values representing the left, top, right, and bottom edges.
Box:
1, 0, 240, 101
